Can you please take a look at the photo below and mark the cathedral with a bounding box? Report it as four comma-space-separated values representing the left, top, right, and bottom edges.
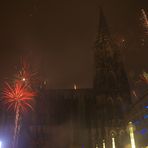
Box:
7, 9, 131, 148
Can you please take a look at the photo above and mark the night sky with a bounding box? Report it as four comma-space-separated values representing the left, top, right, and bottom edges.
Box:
0, 0, 148, 89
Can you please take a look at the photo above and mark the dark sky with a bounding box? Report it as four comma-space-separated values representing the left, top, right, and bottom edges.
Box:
0, 0, 148, 89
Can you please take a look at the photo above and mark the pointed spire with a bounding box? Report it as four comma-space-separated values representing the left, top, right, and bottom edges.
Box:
94, 8, 114, 92
95, 7, 111, 48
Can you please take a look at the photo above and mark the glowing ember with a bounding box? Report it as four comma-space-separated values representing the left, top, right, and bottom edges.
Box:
3, 81, 35, 112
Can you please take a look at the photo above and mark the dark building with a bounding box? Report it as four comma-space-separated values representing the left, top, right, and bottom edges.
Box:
3, 9, 132, 148
27, 9, 131, 148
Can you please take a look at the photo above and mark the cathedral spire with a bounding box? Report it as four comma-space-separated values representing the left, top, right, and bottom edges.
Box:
94, 8, 115, 93
95, 7, 111, 49
93, 8, 131, 105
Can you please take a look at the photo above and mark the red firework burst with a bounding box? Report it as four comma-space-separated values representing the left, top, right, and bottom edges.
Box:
3, 81, 35, 112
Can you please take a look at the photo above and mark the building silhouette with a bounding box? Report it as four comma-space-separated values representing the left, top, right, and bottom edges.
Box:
17, 9, 131, 148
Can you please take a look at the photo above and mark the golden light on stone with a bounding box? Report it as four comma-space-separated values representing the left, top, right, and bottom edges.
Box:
127, 122, 136, 148
103, 139, 106, 148
112, 137, 116, 148
96, 143, 99, 148
110, 131, 116, 148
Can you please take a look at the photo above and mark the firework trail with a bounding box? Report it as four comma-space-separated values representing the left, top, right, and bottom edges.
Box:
13, 106, 20, 148
141, 9, 148, 35
3, 82, 35, 148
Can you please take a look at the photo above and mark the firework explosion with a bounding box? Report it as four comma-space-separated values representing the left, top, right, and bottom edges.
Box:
141, 9, 148, 35
3, 82, 35, 112
15, 59, 37, 87
3, 81, 35, 148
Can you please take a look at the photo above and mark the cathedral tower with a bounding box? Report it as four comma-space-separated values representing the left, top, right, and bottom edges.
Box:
15, 8, 132, 148
92, 8, 132, 147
